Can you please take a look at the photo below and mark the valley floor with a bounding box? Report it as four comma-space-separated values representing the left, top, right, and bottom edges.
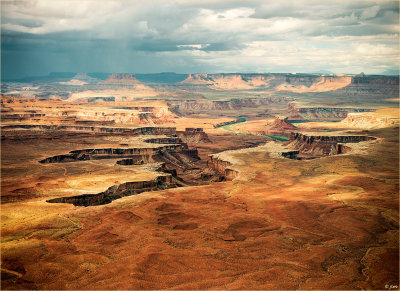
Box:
1, 85, 399, 289
1, 126, 398, 289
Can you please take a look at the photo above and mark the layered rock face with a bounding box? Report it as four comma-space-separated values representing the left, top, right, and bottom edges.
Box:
180, 73, 273, 89
288, 132, 376, 156
39, 126, 221, 206
100, 73, 141, 85
116, 156, 153, 165
96, 73, 156, 93
171, 97, 287, 113
2, 124, 177, 138
65, 73, 157, 101
224, 117, 296, 138
177, 128, 211, 143
180, 73, 399, 95
72, 106, 177, 125
39, 145, 186, 163
1, 108, 176, 125
59, 73, 99, 86
2, 95, 176, 126
288, 103, 376, 121
207, 155, 239, 180
1, 113, 46, 121
180, 74, 349, 92
144, 137, 184, 144
180, 74, 213, 84
265, 117, 297, 136
340, 110, 399, 129
275, 76, 352, 92
47, 175, 174, 206
336, 75, 399, 96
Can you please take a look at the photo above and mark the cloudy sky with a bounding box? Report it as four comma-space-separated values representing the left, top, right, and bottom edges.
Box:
1, 0, 399, 79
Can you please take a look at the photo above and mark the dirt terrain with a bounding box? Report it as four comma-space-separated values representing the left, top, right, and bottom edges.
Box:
1, 74, 399, 290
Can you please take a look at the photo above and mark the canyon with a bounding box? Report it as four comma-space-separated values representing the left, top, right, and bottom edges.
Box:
1, 72, 398, 290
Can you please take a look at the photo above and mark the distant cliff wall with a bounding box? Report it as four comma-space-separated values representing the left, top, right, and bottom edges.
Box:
180, 73, 398, 95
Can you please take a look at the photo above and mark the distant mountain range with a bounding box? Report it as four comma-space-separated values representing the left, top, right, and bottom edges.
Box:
3, 72, 188, 84
3, 70, 398, 84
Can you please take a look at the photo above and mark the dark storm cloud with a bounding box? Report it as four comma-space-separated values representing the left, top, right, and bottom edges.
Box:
250, 1, 398, 37
1, 0, 399, 79
202, 42, 245, 52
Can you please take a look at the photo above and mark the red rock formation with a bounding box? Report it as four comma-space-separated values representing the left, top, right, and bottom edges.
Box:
179, 73, 399, 96
288, 103, 376, 121
116, 156, 154, 165
39, 145, 189, 163
172, 97, 287, 114
177, 128, 210, 143
145, 137, 186, 146
207, 155, 238, 180
288, 132, 375, 156
180, 74, 214, 85
275, 76, 352, 92
47, 175, 174, 206
265, 117, 298, 136
2, 124, 177, 136
272, 117, 297, 130
43, 130, 222, 206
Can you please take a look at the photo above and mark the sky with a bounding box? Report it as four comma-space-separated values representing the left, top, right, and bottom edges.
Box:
1, 0, 399, 79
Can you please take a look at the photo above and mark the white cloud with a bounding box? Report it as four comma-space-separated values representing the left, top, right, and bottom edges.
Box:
159, 40, 399, 74
177, 44, 209, 49
1, 0, 399, 74
1, 1, 123, 34
361, 5, 380, 19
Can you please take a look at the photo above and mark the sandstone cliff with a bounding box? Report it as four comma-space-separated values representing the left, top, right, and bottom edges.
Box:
179, 73, 398, 95
171, 97, 288, 114
266, 117, 297, 136
179, 73, 352, 91
332, 75, 399, 96
59, 73, 99, 86
177, 128, 211, 143
288, 132, 376, 156
340, 109, 399, 129
287, 103, 376, 121
101, 73, 141, 85
47, 175, 174, 206
207, 155, 238, 180
275, 76, 352, 92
